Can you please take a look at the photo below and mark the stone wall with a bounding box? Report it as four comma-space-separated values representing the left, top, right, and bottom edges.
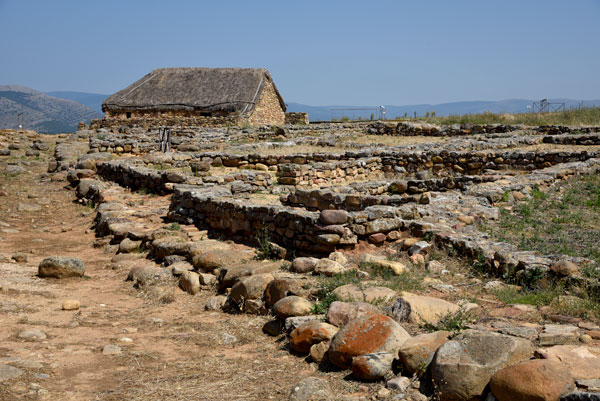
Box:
168, 187, 338, 254
285, 112, 309, 125
91, 113, 242, 130
167, 158, 600, 265
248, 80, 285, 126
536, 125, 600, 135
96, 160, 273, 195
368, 121, 525, 136
277, 157, 386, 186
543, 134, 600, 145
282, 176, 497, 211
275, 150, 598, 186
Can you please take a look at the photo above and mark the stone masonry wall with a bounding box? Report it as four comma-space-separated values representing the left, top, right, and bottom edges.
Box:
96, 160, 273, 195
368, 121, 525, 136
282, 176, 497, 211
248, 80, 285, 126
275, 150, 597, 186
543, 133, 600, 145
91, 113, 242, 130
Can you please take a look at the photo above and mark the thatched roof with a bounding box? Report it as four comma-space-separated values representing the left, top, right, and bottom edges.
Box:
102, 67, 286, 114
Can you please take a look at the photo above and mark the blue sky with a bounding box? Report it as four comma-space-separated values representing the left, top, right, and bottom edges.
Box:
1, 0, 598, 105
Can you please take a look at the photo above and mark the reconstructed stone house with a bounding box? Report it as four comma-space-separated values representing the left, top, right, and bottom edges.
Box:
101, 67, 286, 127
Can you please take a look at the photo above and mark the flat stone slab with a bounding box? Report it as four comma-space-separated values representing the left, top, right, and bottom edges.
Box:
539, 324, 580, 346
0, 364, 24, 382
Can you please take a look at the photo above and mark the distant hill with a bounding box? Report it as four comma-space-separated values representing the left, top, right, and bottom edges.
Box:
287, 99, 600, 121
0, 86, 102, 133
46, 91, 107, 114
10, 87, 600, 130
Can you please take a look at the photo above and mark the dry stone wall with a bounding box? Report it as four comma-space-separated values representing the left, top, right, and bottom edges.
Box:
96, 160, 273, 195
543, 133, 600, 145
91, 113, 242, 130
248, 80, 285, 126
275, 149, 598, 186
368, 121, 525, 136
282, 176, 498, 211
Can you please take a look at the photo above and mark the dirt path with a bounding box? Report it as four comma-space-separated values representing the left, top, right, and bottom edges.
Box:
0, 150, 349, 401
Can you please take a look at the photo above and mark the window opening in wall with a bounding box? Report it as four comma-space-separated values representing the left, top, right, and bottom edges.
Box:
126, 112, 132, 119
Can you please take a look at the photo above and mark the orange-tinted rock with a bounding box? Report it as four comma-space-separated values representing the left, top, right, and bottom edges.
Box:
368, 233, 387, 244
490, 359, 575, 401
328, 313, 410, 369
536, 345, 600, 380
289, 322, 338, 354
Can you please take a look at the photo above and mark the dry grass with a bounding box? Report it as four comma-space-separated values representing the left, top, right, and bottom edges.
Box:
247, 192, 281, 205
416, 107, 600, 126
229, 144, 347, 156
342, 134, 446, 146
512, 143, 600, 152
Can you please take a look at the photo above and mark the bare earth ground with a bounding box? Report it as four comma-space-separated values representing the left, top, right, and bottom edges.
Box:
0, 155, 356, 401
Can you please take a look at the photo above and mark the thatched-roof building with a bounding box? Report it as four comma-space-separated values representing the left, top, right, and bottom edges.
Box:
101, 67, 286, 127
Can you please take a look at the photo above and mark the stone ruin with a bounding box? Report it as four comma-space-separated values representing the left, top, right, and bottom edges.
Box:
23, 118, 600, 400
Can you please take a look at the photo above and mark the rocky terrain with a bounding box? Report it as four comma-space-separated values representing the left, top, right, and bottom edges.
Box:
1, 120, 600, 401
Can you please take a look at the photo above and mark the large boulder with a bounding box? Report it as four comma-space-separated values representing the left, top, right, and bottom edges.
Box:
490, 359, 575, 401
265, 279, 297, 308
333, 284, 397, 304
217, 261, 280, 290
130, 265, 171, 288
352, 352, 395, 381
392, 292, 460, 324
314, 259, 345, 276
431, 330, 534, 401
328, 313, 411, 369
193, 248, 254, 272
291, 257, 319, 273
38, 256, 85, 278
187, 239, 231, 258
150, 237, 191, 260
179, 271, 200, 295
229, 273, 274, 305
273, 296, 313, 319
0, 364, 24, 382
326, 301, 380, 327
289, 377, 331, 401
536, 345, 600, 380
289, 321, 338, 353
398, 330, 450, 374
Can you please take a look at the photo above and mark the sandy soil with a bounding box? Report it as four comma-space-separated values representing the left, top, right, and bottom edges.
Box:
0, 149, 355, 401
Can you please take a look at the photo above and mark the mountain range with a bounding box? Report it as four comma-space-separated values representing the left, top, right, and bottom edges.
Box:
1, 86, 599, 133
0, 86, 101, 133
